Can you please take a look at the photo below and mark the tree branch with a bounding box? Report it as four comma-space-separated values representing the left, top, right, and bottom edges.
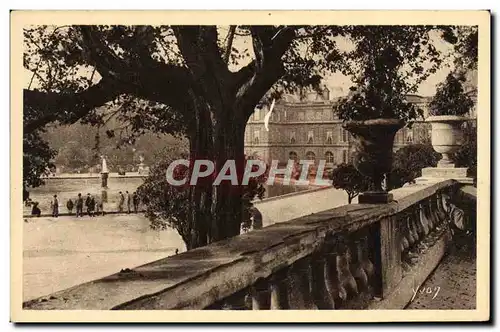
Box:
23, 78, 121, 134
223, 26, 236, 65
78, 26, 132, 82
173, 26, 230, 84
234, 26, 296, 117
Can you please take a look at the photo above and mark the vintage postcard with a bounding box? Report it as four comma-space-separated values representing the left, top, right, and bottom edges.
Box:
11, 10, 490, 323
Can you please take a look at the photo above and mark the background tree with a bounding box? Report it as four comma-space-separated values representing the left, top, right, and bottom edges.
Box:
23, 24, 465, 247
387, 144, 441, 190
23, 130, 56, 200
330, 163, 371, 204
428, 71, 474, 117
452, 121, 477, 185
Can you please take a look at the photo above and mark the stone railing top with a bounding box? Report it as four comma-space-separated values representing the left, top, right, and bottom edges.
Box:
23, 179, 460, 311
459, 185, 477, 201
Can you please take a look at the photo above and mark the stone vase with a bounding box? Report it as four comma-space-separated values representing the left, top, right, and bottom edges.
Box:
343, 118, 405, 204
426, 115, 466, 168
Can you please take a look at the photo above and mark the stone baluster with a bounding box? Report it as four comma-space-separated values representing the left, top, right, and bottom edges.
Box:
399, 215, 410, 253
288, 258, 317, 309
415, 205, 429, 236
408, 214, 419, 246
435, 192, 448, 222
427, 197, 437, 227
310, 255, 336, 309
251, 278, 271, 310
352, 236, 375, 293
413, 207, 425, 240
427, 198, 440, 228
406, 216, 421, 266
420, 202, 433, 233
405, 216, 415, 248
334, 237, 359, 302
269, 268, 290, 310
324, 252, 346, 308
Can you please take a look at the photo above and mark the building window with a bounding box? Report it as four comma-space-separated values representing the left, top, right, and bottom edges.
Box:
254, 109, 261, 121
253, 130, 260, 144
342, 150, 348, 164
290, 131, 296, 144
307, 130, 314, 144
340, 127, 348, 143
289, 151, 298, 161
325, 151, 334, 163
306, 151, 316, 161
326, 131, 333, 144
406, 129, 414, 143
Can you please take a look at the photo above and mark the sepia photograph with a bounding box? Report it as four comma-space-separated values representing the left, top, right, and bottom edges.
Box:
10, 10, 490, 323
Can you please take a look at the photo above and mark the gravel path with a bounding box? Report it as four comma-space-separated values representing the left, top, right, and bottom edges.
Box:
406, 236, 476, 310
23, 214, 185, 301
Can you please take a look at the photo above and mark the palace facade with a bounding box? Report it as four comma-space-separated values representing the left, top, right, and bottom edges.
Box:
244, 85, 477, 169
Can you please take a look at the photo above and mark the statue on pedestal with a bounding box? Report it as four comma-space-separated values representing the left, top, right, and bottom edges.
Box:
137, 155, 149, 175
100, 156, 109, 202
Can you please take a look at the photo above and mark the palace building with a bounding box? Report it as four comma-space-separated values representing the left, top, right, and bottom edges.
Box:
244, 84, 477, 169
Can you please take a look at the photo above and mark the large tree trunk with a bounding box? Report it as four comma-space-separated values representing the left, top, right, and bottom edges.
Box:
185, 90, 249, 248
210, 115, 247, 242
185, 91, 213, 249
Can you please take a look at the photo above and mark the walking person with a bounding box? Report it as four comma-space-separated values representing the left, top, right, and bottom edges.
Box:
51, 195, 59, 218
118, 191, 125, 213
76, 193, 84, 217
85, 193, 93, 217
66, 199, 74, 215
132, 192, 139, 213
89, 195, 96, 217
94, 196, 104, 216
125, 191, 131, 214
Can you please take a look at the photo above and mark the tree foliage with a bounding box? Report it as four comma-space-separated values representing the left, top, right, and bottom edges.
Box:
387, 144, 441, 190
335, 26, 447, 122
332, 144, 441, 200
23, 130, 56, 194
428, 72, 474, 116
330, 163, 371, 204
452, 121, 477, 185
43, 121, 183, 173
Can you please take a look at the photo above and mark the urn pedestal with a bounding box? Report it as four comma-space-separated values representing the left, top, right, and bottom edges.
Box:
343, 118, 405, 204
101, 172, 109, 203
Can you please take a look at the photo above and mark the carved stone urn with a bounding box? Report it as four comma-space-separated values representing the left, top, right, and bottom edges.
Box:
426, 115, 466, 168
343, 118, 405, 204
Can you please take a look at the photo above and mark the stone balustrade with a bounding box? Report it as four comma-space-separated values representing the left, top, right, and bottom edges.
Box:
23, 179, 475, 311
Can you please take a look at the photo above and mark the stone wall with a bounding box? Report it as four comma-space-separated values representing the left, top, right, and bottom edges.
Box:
23, 179, 472, 311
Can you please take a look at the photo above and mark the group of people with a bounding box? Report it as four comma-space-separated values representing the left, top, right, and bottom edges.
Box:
28, 191, 143, 217
65, 193, 104, 217
117, 191, 141, 214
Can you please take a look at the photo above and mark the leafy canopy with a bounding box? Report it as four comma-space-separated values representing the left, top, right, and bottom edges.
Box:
330, 163, 371, 204
428, 72, 474, 116
387, 143, 441, 190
